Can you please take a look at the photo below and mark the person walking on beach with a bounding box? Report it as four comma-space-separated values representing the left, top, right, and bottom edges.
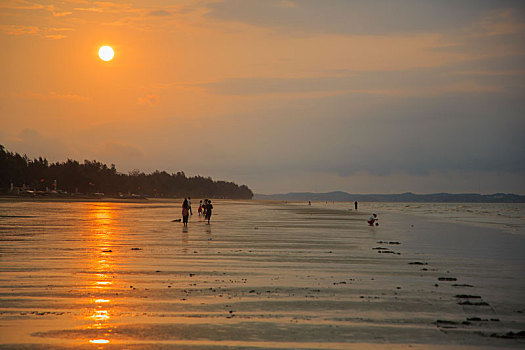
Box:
182, 198, 190, 227
202, 199, 208, 217
354, 201, 358, 210
198, 200, 203, 216
205, 200, 213, 224
188, 197, 193, 215
368, 213, 378, 226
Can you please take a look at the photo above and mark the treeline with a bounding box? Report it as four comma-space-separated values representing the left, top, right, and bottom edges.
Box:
0, 145, 253, 199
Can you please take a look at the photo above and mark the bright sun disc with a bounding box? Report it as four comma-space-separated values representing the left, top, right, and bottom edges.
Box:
98, 46, 114, 61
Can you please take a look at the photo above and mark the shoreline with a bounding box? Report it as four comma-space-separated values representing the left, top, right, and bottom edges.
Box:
0, 196, 251, 204
2, 195, 524, 203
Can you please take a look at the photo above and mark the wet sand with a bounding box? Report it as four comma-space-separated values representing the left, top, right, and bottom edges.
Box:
0, 200, 524, 349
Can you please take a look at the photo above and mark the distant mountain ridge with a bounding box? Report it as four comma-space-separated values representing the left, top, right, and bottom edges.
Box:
254, 191, 525, 203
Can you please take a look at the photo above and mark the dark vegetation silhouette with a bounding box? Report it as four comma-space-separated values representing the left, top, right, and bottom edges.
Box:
0, 145, 253, 199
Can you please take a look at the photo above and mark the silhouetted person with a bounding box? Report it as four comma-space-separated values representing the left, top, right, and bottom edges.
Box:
182, 198, 190, 227
202, 199, 208, 217
354, 201, 358, 210
188, 197, 193, 215
205, 200, 213, 224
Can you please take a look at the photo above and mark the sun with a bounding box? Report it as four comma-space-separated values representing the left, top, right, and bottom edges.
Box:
98, 46, 114, 61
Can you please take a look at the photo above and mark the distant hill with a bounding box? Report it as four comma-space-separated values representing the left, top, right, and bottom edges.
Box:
254, 191, 525, 203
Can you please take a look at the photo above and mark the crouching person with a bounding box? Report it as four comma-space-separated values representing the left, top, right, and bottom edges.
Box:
368, 213, 378, 226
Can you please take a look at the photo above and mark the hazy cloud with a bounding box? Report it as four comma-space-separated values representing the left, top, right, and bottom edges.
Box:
205, 62, 516, 97
45, 4, 73, 17
473, 8, 525, 36
0, 25, 39, 36
42, 34, 66, 40
137, 94, 160, 106
0, 25, 74, 39
148, 10, 171, 17
51, 11, 73, 17
73, 7, 103, 13
21, 91, 90, 102
207, 0, 525, 35
191, 86, 525, 179
0, 0, 45, 11
74, 1, 123, 12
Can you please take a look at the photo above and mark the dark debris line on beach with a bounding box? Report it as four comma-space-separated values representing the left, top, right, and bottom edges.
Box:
368, 219, 524, 343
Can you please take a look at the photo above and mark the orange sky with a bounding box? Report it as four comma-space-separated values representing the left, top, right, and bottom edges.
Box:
1, 1, 524, 194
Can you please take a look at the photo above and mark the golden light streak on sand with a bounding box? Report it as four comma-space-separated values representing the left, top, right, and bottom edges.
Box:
94, 299, 110, 303
92, 204, 113, 222
91, 203, 116, 237
91, 310, 110, 322
95, 281, 112, 285
82, 203, 121, 346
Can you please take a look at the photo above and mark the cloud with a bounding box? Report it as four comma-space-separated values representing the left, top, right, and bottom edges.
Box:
0, 25, 73, 39
21, 91, 90, 102
51, 11, 73, 17
49, 27, 74, 32
277, 1, 296, 9
0, 0, 44, 10
148, 9, 171, 17
42, 34, 67, 40
207, 0, 525, 35
73, 1, 140, 14
188, 80, 525, 181
204, 66, 509, 97
73, 7, 103, 13
137, 94, 160, 106
44, 4, 73, 17
473, 9, 525, 37
0, 24, 39, 36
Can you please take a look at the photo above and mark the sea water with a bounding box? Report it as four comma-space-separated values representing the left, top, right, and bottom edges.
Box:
307, 201, 525, 234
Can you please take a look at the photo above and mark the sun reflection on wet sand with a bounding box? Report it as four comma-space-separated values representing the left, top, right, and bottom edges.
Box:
95, 281, 112, 286
94, 299, 110, 303
91, 310, 110, 322
83, 203, 120, 346
181, 229, 189, 254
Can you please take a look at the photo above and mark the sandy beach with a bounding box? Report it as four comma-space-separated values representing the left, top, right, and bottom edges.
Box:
0, 199, 524, 349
